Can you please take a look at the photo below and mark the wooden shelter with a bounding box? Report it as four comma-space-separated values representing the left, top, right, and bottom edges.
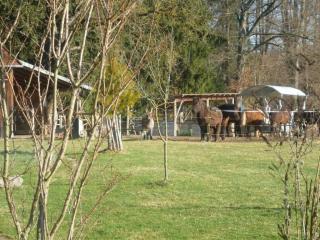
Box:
0, 49, 91, 137
172, 93, 239, 136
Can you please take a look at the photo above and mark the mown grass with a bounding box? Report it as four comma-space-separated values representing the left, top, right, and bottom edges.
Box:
1, 139, 320, 239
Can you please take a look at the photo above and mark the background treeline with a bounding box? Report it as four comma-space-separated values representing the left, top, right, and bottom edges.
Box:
1, 0, 320, 109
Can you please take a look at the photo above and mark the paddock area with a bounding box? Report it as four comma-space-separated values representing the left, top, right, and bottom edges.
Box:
1, 139, 320, 239
125, 85, 319, 140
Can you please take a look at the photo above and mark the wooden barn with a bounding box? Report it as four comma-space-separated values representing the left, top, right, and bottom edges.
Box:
0, 48, 91, 137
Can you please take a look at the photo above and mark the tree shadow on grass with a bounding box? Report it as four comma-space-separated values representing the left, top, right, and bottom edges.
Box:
145, 180, 169, 188
162, 205, 282, 213
220, 205, 282, 211
0, 233, 13, 240
0, 150, 33, 156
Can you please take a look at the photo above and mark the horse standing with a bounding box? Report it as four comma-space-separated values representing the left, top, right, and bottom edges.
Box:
141, 111, 154, 140
294, 110, 320, 137
241, 109, 266, 137
218, 104, 241, 140
192, 97, 222, 141
269, 111, 291, 137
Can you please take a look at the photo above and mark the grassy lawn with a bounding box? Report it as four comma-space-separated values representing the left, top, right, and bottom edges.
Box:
1, 139, 320, 239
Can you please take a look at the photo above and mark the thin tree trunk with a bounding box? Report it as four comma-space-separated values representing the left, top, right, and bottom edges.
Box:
0, 70, 23, 237
164, 106, 168, 182
37, 186, 49, 240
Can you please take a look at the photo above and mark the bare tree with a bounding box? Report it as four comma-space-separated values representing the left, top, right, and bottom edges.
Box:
264, 128, 320, 239
0, 1, 148, 239
210, 0, 280, 87
138, 30, 175, 182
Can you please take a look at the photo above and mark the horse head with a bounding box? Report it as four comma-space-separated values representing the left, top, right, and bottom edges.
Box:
192, 97, 206, 115
192, 97, 200, 108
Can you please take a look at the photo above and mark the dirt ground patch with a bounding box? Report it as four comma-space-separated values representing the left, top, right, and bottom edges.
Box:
0, 236, 11, 240
0, 236, 10, 240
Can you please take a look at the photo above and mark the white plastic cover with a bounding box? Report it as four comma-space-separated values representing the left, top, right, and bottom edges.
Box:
240, 85, 306, 97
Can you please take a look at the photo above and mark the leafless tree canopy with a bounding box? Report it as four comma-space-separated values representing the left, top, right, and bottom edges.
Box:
0, 1, 147, 239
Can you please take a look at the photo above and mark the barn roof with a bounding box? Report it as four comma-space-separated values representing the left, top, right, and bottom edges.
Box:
17, 60, 92, 91
240, 85, 306, 98
1, 47, 91, 91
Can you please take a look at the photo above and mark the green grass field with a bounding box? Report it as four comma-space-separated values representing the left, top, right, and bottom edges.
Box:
1, 139, 320, 239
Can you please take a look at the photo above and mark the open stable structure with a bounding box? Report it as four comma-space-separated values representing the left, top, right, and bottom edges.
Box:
0, 48, 90, 137
171, 86, 308, 138
172, 93, 239, 137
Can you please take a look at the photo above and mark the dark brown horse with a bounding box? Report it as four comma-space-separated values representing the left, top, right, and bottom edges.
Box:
241, 109, 266, 137
269, 111, 291, 136
192, 97, 222, 141
218, 104, 241, 140
294, 110, 320, 137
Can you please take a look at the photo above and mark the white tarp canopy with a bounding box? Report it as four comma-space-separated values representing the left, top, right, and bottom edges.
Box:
240, 85, 306, 98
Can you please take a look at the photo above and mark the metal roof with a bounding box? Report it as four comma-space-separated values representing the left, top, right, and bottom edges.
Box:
16, 59, 92, 91
173, 93, 239, 102
240, 85, 306, 97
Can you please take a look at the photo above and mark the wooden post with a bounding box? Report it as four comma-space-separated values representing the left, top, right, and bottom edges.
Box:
126, 106, 130, 135
302, 96, 307, 110
0, 72, 4, 138
230, 97, 235, 137
173, 99, 177, 137
206, 99, 210, 108
107, 115, 123, 151
2, 70, 14, 138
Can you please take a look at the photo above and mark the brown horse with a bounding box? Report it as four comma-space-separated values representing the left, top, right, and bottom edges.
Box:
192, 97, 222, 141
241, 109, 266, 137
269, 111, 291, 136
